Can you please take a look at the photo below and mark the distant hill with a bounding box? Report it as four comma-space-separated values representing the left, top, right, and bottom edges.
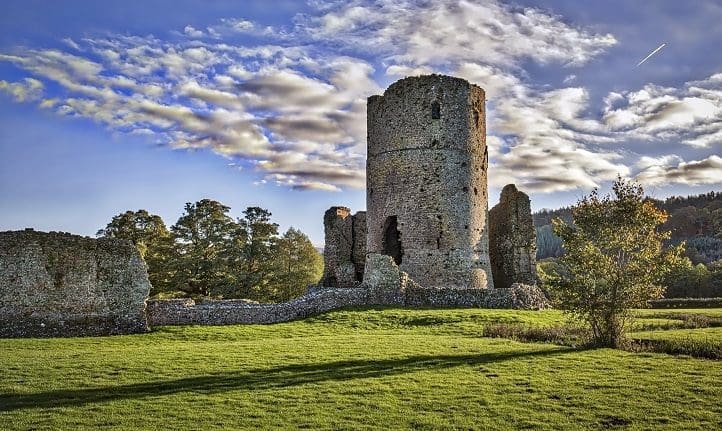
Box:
534, 191, 722, 264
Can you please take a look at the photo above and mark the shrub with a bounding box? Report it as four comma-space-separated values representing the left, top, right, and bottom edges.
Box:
630, 337, 722, 360
482, 324, 591, 347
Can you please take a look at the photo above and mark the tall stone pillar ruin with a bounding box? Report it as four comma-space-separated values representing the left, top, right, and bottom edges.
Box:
320, 207, 366, 288
366, 75, 494, 289
489, 184, 538, 289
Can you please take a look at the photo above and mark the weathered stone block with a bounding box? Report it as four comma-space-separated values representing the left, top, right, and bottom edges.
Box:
0, 230, 151, 337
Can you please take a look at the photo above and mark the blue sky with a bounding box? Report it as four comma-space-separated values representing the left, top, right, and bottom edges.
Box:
1, 0, 721, 245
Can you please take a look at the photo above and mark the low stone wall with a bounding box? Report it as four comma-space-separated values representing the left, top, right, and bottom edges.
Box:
0, 230, 151, 337
147, 284, 547, 327
405, 283, 548, 310
147, 288, 378, 326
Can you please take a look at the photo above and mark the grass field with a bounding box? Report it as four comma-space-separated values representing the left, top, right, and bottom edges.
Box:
1, 308, 721, 430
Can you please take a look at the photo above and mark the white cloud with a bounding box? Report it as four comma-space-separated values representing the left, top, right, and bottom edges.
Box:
2, 0, 672, 194
636, 155, 722, 186
222, 18, 255, 32
636, 155, 683, 170
602, 76, 722, 147
0, 78, 43, 102
184, 25, 205, 38
179, 80, 241, 107
300, 0, 616, 68
683, 126, 722, 148
62, 38, 81, 51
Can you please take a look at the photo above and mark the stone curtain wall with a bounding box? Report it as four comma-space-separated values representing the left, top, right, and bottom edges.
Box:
320, 207, 367, 288
1, 229, 546, 334
0, 230, 151, 337
147, 289, 376, 326
147, 285, 546, 327
366, 75, 493, 289
148, 254, 547, 327
489, 185, 538, 289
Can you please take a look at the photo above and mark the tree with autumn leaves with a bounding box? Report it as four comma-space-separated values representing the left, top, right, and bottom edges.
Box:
551, 177, 685, 347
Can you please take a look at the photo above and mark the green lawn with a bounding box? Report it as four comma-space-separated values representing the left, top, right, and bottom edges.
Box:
1, 308, 721, 430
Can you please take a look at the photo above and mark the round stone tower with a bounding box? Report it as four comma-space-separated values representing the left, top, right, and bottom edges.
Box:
366, 74, 493, 289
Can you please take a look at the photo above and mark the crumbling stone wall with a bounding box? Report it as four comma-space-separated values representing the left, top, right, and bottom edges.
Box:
489, 184, 538, 289
0, 230, 150, 337
147, 289, 375, 326
149, 254, 546, 327
320, 207, 366, 288
366, 74, 493, 289
151, 250, 547, 327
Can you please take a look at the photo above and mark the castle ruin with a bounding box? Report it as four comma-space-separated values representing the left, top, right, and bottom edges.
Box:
0, 74, 545, 339
322, 74, 538, 292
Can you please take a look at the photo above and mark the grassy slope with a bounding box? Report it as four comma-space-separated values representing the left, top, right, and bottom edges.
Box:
1, 308, 721, 430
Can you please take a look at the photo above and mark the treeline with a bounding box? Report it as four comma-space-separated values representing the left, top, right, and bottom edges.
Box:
535, 192, 722, 264
654, 192, 722, 264
538, 258, 722, 299
97, 199, 322, 302
535, 191, 722, 298
533, 208, 571, 259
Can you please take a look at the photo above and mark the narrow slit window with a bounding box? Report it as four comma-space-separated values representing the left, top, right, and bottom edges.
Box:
431, 101, 441, 119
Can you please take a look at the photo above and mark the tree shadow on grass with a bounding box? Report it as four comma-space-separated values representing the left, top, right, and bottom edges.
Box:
1, 347, 580, 411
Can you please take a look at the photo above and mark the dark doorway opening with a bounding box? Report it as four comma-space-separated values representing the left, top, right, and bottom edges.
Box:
382, 216, 403, 265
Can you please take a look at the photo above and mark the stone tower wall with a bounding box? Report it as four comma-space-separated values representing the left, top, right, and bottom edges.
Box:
0, 230, 151, 337
366, 75, 493, 289
489, 184, 538, 288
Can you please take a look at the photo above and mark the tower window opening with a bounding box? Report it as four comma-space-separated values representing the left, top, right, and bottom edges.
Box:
431, 101, 441, 119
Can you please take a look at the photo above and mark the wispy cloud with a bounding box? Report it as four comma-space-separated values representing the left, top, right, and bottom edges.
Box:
636, 155, 722, 186
602, 76, 722, 147
1, 0, 718, 193
0, 78, 43, 102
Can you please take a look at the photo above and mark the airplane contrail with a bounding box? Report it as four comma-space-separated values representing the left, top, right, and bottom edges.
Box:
636, 43, 666, 67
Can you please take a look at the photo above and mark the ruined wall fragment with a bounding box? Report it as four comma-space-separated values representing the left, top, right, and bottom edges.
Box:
320, 207, 369, 287
489, 184, 538, 289
352, 211, 367, 280
0, 230, 151, 337
320, 207, 354, 288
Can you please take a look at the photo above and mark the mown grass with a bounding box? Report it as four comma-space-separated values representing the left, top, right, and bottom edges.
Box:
1, 308, 721, 430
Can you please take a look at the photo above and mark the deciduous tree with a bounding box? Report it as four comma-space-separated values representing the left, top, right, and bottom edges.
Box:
551, 177, 685, 347
97, 209, 175, 294
231, 207, 279, 299
171, 199, 235, 296
270, 228, 323, 301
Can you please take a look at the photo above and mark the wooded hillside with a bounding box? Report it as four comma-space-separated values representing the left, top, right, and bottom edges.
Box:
534, 192, 722, 264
